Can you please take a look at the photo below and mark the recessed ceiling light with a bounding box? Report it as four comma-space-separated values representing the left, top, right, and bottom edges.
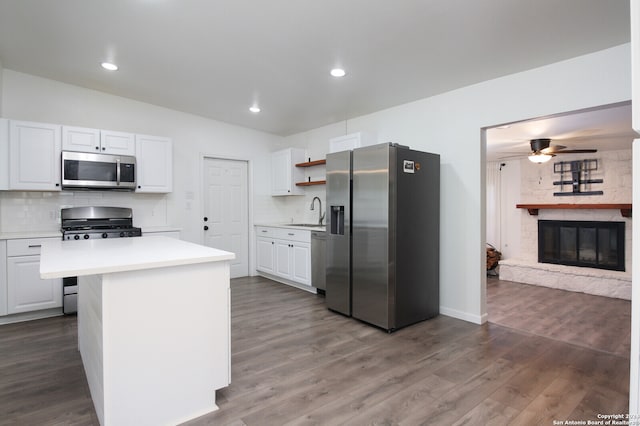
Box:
249, 106, 261, 113
330, 68, 346, 77
101, 62, 118, 71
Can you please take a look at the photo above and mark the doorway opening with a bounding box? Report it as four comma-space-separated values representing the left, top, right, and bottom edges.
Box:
483, 101, 634, 357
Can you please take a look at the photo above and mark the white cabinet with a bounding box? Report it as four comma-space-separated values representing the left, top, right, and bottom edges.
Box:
135, 134, 173, 193
275, 240, 293, 277
0, 241, 7, 316
271, 148, 305, 196
62, 126, 101, 153
6, 238, 62, 314
62, 126, 135, 155
100, 130, 136, 155
0, 119, 9, 190
329, 132, 375, 153
291, 243, 311, 284
274, 239, 311, 285
256, 237, 276, 274
255, 226, 312, 289
8, 120, 62, 191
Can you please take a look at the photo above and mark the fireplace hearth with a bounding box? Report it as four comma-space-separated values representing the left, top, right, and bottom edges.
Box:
538, 220, 625, 271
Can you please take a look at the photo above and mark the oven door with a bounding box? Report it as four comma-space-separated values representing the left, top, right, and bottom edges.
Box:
62, 151, 136, 190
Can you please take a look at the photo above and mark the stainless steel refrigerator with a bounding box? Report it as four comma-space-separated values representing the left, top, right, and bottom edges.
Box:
326, 143, 440, 332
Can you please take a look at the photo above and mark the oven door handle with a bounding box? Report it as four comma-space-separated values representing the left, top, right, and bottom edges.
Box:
116, 158, 121, 186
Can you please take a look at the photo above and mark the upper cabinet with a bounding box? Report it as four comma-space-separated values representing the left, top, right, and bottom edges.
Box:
1, 118, 172, 193
62, 126, 100, 153
329, 132, 374, 153
632, 0, 639, 133
135, 134, 173, 193
271, 148, 305, 196
100, 130, 136, 156
63, 126, 135, 156
8, 120, 62, 191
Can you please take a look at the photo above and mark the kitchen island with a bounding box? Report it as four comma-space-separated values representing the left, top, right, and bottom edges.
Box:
40, 236, 235, 426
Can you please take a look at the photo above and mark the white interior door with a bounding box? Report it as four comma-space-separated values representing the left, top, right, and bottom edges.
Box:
203, 157, 249, 278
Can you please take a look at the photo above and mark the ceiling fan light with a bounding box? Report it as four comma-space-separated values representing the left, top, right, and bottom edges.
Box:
528, 153, 553, 164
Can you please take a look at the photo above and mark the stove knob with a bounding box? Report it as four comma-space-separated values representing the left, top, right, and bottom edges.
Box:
120, 232, 125, 237
83, 234, 90, 240
74, 235, 80, 240
128, 231, 133, 237
102, 233, 108, 239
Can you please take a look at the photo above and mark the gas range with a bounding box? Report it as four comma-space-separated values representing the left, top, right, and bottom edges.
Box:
61, 206, 142, 241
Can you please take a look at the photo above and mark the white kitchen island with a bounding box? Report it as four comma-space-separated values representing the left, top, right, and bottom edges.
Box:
40, 236, 235, 426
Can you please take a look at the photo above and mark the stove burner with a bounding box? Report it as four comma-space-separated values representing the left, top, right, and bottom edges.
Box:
61, 207, 142, 241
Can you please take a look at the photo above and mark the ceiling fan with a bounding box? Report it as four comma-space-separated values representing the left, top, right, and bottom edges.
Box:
527, 138, 597, 163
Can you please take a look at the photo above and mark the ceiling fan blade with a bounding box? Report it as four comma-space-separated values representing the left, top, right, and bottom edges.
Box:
540, 144, 566, 154
554, 149, 598, 154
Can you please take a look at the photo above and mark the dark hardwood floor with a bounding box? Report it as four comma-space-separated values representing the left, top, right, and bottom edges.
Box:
0, 276, 630, 425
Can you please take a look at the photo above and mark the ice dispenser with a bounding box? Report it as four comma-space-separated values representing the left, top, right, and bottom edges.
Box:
330, 206, 345, 235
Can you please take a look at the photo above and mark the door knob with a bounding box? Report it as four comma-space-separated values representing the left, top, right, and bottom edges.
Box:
204, 217, 208, 222
204, 226, 209, 231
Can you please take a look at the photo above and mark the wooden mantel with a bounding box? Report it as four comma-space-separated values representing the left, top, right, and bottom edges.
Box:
516, 203, 632, 218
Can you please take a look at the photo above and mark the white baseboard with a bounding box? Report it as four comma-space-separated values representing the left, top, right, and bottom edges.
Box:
440, 306, 486, 325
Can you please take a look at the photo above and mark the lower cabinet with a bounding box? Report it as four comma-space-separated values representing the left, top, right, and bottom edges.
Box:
255, 227, 312, 290
256, 237, 276, 274
5, 238, 62, 315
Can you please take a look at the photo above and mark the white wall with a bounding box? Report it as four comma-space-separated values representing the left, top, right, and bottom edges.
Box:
0, 43, 632, 324
0, 70, 284, 253
283, 44, 632, 324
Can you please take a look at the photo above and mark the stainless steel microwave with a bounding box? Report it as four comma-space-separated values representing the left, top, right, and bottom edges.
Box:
61, 151, 136, 190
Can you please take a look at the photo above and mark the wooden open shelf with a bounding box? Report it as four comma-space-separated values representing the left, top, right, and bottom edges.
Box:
296, 180, 326, 186
296, 159, 326, 186
295, 159, 326, 167
516, 203, 632, 218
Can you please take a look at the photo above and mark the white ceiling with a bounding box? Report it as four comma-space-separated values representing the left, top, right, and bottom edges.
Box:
0, 0, 632, 137
486, 102, 637, 162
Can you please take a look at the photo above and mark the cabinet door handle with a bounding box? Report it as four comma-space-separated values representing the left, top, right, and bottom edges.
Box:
261, 230, 267, 233
288, 233, 295, 236
28, 244, 42, 248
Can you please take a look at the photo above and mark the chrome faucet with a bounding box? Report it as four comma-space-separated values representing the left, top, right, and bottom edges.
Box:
310, 196, 325, 226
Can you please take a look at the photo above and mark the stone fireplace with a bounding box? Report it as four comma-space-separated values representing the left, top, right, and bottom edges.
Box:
497, 149, 632, 300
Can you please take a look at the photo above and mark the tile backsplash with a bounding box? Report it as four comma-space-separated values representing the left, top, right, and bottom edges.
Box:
0, 191, 168, 233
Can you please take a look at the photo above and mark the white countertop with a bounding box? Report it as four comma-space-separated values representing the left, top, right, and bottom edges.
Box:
255, 223, 326, 232
40, 236, 235, 279
142, 226, 182, 234
0, 231, 62, 240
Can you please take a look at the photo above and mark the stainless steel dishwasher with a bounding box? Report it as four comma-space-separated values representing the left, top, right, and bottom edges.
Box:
311, 231, 326, 293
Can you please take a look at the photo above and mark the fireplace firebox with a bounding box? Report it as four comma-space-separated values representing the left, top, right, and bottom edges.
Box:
538, 220, 625, 271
